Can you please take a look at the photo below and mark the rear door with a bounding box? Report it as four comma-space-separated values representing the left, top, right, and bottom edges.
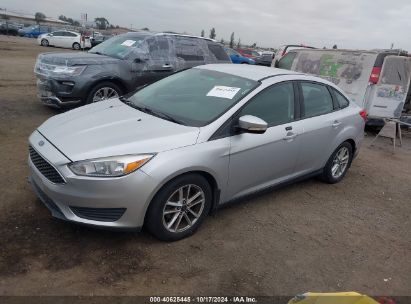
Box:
367, 56, 411, 118
63, 32, 79, 48
294, 81, 342, 174
228, 81, 303, 199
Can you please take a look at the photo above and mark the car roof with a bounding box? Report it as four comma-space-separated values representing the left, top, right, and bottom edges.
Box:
195, 64, 301, 81
123, 31, 216, 42
287, 48, 380, 55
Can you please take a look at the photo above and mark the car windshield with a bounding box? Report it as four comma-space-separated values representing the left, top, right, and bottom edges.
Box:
126, 68, 258, 127
88, 34, 148, 59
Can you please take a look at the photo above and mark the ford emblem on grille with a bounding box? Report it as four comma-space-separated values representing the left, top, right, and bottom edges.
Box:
38, 140, 45, 147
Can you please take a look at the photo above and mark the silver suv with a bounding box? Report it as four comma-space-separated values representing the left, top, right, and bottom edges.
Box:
28, 64, 365, 241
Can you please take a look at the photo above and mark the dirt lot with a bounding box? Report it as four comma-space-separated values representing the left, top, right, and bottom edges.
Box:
0, 36, 410, 297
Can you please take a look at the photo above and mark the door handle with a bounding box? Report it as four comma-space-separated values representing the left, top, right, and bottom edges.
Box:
283, 132, 298, 141
332, 120, 342, 128
162, 64, 173, 69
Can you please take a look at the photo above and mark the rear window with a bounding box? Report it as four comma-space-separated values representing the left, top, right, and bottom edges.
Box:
175, 37, 205, 61
301, 82, 334, 117
333, 88, 349, 108
64, 32, 77, 37
208, 43, 230, 61
278, 52, 296, 70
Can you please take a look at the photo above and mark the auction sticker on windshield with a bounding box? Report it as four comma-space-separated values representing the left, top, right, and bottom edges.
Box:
207, 86, 241, 99
121, 40, 136, 47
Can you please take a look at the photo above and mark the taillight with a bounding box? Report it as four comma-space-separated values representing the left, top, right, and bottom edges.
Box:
369, 67, 381, 84
359, 109, 367, 121
281, 49, 287, 57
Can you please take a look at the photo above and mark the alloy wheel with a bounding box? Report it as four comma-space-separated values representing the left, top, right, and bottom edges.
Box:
331, 146, 350, 179
92, 87, 119, 102
162, 184, 205, 233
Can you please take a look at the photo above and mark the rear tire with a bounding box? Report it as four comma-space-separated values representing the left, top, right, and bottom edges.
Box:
86, 82, 122, 104
145, 174, 212, 241
321, 142, 353, 184
72, 42, 81, 50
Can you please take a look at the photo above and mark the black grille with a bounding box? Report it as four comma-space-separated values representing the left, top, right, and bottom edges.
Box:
29, 146, 65, 184
70, 206, 126, 222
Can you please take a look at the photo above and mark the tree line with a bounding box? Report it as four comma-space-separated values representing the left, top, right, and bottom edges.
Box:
200, 28, 257, 49
34, 12, 120, 30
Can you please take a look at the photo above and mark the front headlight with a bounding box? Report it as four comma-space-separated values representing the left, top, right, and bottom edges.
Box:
53, 65, 86, 76
68, 154, 154, 177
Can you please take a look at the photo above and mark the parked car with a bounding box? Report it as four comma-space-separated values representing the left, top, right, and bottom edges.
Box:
236, 48, 260, 59
34, 32, 231, 108
225, 47, 255, 64
18, 25, 51, 38
90, 34, 111, 47
28, 64, 365, 241
254, 53, 274, 66
0, 23, 19, 36
37, 30, 91, 50
275, 48, 411, 127
271, 44, 316, 67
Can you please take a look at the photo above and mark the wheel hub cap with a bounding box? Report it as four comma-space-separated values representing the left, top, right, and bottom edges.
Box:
331, 147, 349, 179
162, 184, 205, 233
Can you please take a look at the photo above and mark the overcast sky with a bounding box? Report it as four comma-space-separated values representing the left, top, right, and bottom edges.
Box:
2, 0, 411, 50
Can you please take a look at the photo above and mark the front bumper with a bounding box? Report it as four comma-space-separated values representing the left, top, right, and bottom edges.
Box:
36, 77, 83, 108
28, 131, 158, 229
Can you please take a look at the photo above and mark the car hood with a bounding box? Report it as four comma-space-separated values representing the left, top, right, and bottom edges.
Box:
37, 99, 200, 161
37, 52, 120, 66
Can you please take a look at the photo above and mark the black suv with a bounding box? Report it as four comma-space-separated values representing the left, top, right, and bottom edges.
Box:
34, 32, 231, 108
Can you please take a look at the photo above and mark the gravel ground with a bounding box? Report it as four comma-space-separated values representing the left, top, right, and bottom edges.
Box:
0, 36, 410, 297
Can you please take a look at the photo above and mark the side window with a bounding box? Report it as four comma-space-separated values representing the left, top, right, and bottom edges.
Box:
239, 82, 295, 126
52, 31, 65, 37
64, 32, 77, 37
333, 88, 349, 108
277, 52, 296, 70
301, 82, 334, 118
207, 43, 230, 61
174, 37, 205, 61
146, 37, 170, 59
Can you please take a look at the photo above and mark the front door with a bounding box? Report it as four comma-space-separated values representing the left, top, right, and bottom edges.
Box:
228, 81, 302, 199
132, 37, 175, 87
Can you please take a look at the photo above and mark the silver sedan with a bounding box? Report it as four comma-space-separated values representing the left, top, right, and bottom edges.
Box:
28, 64, 365, 241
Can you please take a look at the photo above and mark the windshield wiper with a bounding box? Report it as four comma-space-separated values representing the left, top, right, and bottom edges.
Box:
128, 104, 186, 126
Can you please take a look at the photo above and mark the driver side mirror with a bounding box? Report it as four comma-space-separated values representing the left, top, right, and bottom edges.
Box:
237, 115, 268, 134
48, 33, 53, 36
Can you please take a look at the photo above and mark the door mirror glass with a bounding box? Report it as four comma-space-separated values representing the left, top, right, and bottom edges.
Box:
238, 115, 268, 134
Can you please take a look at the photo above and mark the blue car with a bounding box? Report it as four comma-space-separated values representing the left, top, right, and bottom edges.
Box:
18, 25, 51, 38
225, 47, 255, 64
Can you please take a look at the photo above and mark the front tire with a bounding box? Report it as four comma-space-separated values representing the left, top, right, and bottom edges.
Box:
41, 39, 49, 47
145, 174, 212, 241
86, 82, 122, 104
321, 142, 353, 184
